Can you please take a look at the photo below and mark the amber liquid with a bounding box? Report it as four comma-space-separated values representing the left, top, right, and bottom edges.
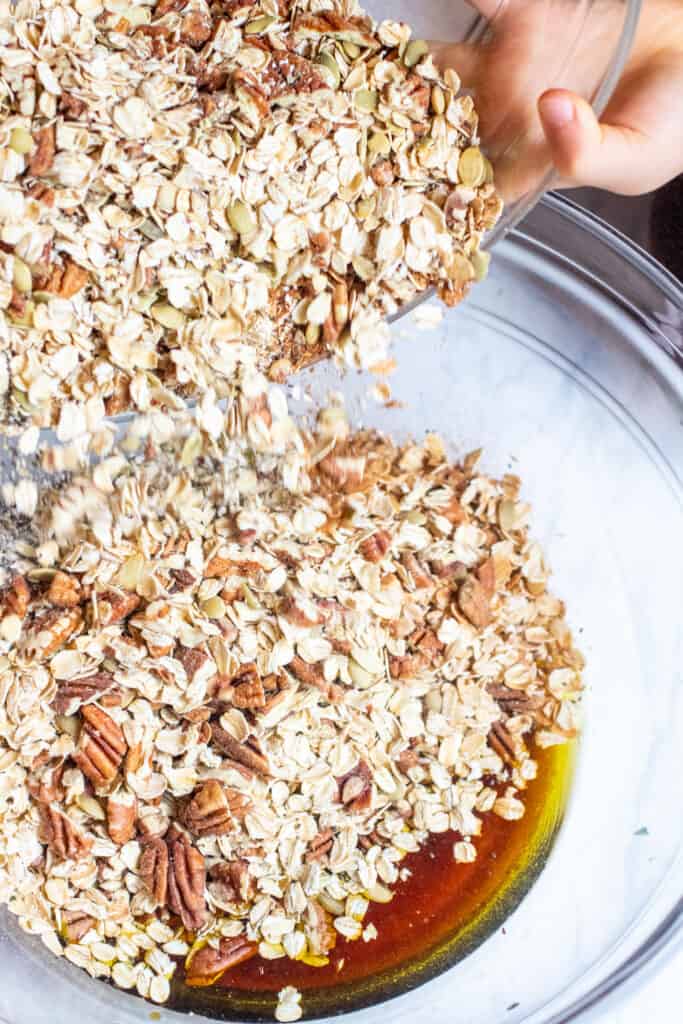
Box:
171, 744, 574, 1020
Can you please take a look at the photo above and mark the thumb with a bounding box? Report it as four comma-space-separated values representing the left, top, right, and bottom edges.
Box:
538, 89, 650, 195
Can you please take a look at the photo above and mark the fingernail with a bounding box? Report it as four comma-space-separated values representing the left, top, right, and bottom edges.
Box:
540, 94, 575, 128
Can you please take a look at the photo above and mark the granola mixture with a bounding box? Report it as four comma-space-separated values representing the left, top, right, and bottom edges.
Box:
0, 362, 582, 1020
0, 0, 500, 430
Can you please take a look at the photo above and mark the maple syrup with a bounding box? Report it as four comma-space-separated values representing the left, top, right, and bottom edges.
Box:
171, 743, 574, 1020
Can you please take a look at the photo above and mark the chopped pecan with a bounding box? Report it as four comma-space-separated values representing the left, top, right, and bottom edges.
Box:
397, 748, 419, 774
47, 571, 82, 608
359, 530, 391, 563
183, 706, 212, 724
260, 672, 289, 714
107, 790, 137, 845
175, 644, 210, 680
456, 576, 491, 629
337, 760, 372, 812
306, 828, 334, 862
409, 627, 445, 664
28, 761, 65, 804
204, 556, 262, 579
305, 898, 336, 956
211, 727, 270, 776
95, 589, 140, 626
487, 683, 545, 715
62, 910, 95, 943
1, 575, 31, 618
28, 125, 55, 177
39, 805, 92, 861
74, 704, 127, 788
181, 780, 233, 837
154, 0, 188, 14
185, 935, 257, 985
197, 63, 229, 93
370, 159, 394, 187
230, 663, 265, 710
288, 655, 344, 703
477, 556, 496, 598
24, 607, 83, 657
441, 497, 467, 525
400, 552, 433, 589
279, 596, 325, 627
57, 260, 89, 299
52, 671, 117, 715
59, 92, 87, 118
208, 858, 254, 904
488, 721, 517, 765
431, 559, 467, 581
166, 826, 207, 931
169, 568, 196, 592
318, 453, 366, 493
389, 653, 426, 680
180, 9, 213, 47
139, 836, 168, 906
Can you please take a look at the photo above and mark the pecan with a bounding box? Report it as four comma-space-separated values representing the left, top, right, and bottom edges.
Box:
28, 761, 65, 803
39, 805, 92, 861
230, 663, 265, 710
211, 726, 270, 776
397, 748, 419, 774
181, 780, 233, 837
1, 575, 31, 618
74, 704, 127, 788
52, 671, 117, 715
260, 672, 289, 714
169, 568, 195, 592
175, 644, 210, 680
389, 653, 426, 679
220, 0, 257, 15
57, 260, 89, 299
62, 910, 95, 943
359, 529, 391, 563
305, 898, 336, 956
139, 836, 168, 905
359, 829, 384, 851
337, 760, 372, 812
107, 790, 137, 845
204, 556, 262, 579
59, 92, 87, 118
197, 63, 229, 93
487, 684, 545, 715
47, 571, 82, 608
24, 607, 82, 657
185, 935, 257, 985
400, 552, 433, 589
456, 576, 491, 629
477, 556, 496, 597
431, 559, 468, 581
409, 627, 445, 664
208, 858, 254, 904
288, 655, 344, 703
279, 596, 325, 627
441, 497, 467, 525
370, 159, 394, 187
95, 589, 140, 626
183, 706, 212, 724
260, 51, 326, 101
305, 828, 334, 862
28, 125, 56, 176
180, 9, 213, 47
318, 453, 366, 493
154, 0, 188, 13
166, 826, 207, 931
488, 721, 517, 765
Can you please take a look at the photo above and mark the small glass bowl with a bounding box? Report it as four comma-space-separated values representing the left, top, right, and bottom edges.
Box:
1, 194, 681, 1024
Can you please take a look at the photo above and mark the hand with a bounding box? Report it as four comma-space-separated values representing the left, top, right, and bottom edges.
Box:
431, 0, 683, 198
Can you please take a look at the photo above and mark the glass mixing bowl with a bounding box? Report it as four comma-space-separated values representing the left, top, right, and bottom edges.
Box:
1, 193, 681, 1023
368, 0, 641, 231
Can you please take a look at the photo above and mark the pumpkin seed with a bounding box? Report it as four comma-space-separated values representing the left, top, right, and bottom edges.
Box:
181, 431, 202, 466
150, 303, 186, 330
227, 199, 256, 235
202, 596, 226, 618
9, 125, 34, 155
244, 14, 276, 34
471, 249, 490, 281
316, 52, 341, 90
483, 155, 495, 184
342, 41, 361, 59
354, 88, 378, 112
431, 86, 445, 115
368, 130, 390, 155
12, 257, 32, 294
403, 39, 429, 68
458, 146, 486, 187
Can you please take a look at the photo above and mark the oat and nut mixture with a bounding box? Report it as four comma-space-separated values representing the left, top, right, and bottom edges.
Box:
0, 0, 500, 430
0, 357, 582, 1019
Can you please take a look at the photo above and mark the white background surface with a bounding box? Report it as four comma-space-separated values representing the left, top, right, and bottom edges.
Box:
603, 947, 682, 1023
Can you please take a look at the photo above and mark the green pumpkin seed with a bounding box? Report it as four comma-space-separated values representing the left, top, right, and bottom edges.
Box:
316, 52, 341, 90
368, 131, 390, 155
9, 125, 34, 155
470, 249, 490, 281
244, 14, 276, 34
12, 258, 32, 294
150, 303, 186, 330
202, 596, 226, 618
343, 41, 361, 59
227, 199, 256, 236
403, 39, 429, 68
354, 88, 378, 112
483, 155, 495, 184
431, 86, 445, 115
458, 146, 486, 187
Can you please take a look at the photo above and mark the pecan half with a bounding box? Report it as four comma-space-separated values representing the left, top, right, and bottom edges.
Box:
185, 935, 257, 985
488, 721, 517, 765
359, 529, 391, 563
456, 576, 491, 629
62, 910, 95, 943
1, 574, 31, 618
166, 826, 207, 931
305, 828, 334, 863
211, 726, 270, 776
208, 858, 254, 904
47, 571, 82, 608
52, 671, 116, 715
107, 789, 137, 845
487, 684, 545, 715
288, 655, 344, 703
337, 760, 372, 812
39, 805, 92, 861
28, 125, 55, 176
140, 836, 168, 905
230, 663, 265, 710
95, 589, 140, 626
74, 704, 127, 788
182, 780, 233, 837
